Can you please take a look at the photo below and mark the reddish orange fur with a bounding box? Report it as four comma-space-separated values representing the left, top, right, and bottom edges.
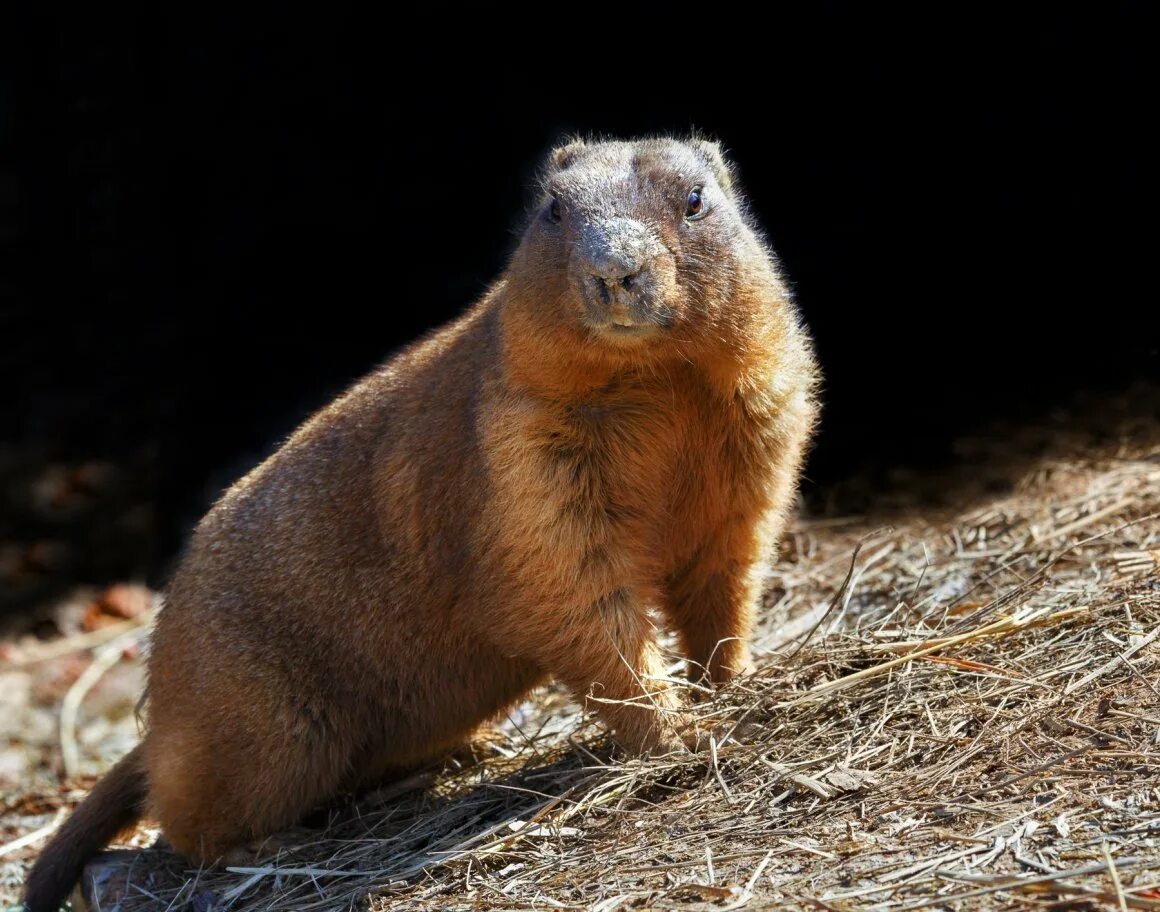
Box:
25, 137, 818, 911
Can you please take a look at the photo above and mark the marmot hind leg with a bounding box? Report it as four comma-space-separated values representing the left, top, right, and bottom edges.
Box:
145, 712, 355, 863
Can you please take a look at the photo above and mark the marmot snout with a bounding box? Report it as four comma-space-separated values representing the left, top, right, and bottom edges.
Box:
572, 215, 675, 328
25, 136, 820, 912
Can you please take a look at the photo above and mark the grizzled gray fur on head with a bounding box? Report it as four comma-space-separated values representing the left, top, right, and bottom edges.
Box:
511, 136, 769, 349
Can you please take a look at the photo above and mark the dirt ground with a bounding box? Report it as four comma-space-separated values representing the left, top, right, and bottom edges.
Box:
1, 389, 1157, 911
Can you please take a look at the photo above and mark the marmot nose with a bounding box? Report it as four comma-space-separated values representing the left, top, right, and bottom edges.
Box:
590, 265, 640, 292
580, 218, 653, 294
587, 252, 644, 292
589, 250, 644, 278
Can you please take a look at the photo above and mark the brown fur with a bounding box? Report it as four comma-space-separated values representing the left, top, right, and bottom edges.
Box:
25, 137, 818, 911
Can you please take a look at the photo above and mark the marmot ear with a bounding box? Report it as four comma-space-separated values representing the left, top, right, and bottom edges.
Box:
548, 139, 587, 172
691, 139, 734, 196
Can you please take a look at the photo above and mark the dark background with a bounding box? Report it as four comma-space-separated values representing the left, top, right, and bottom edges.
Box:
1, 9, 1155, 613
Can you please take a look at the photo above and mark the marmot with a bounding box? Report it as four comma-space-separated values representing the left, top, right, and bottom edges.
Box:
25, 137, 818, 911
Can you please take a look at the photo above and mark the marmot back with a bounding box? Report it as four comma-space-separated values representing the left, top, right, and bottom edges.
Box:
25, 137, 819, 912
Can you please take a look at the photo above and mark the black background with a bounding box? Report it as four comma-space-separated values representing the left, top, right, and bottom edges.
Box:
1, 9, 1155, 603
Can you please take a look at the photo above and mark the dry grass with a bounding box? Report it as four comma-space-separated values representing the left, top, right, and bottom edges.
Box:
3, 390, 1158, 911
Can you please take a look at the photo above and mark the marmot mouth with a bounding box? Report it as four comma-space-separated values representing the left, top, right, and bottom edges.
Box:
592, 322, 662, 342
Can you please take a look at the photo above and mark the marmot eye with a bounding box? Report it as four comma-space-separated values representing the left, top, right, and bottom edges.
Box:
685, 187, 705, 219
547, 197, 561, 223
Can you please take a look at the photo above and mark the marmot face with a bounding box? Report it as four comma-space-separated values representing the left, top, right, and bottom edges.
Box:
518, 138, 747, 353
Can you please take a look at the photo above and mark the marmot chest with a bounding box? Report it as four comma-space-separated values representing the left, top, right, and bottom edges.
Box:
540, 385, 754, 541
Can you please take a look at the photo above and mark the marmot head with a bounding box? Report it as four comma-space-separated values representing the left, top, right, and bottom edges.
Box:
513, 137, 761, 353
